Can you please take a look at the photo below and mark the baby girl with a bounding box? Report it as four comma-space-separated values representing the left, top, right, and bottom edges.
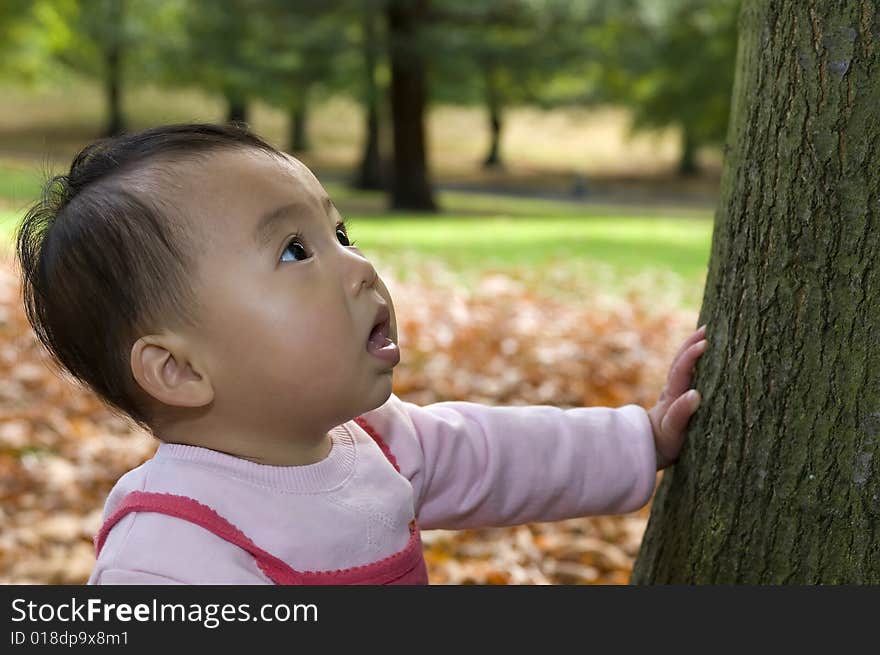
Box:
16, 123, 707, 584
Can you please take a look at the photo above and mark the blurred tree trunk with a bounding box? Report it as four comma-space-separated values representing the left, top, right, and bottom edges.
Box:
102, 44, 124, 137
354, 4, 385, 190
482, 63, 503, 169
226, 94, 248, 125
101, 0, 125, 137
356, 102, 384, 190
678, 126, 698, 176
632, 0, 880, 584
386, 0, 437, 210
288, 94, 310, 153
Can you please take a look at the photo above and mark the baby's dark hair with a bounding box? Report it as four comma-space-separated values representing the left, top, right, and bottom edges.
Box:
16, 122, 286, 429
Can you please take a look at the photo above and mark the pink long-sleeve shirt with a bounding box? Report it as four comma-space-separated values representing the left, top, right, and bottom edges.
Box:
87, 393, 657, 584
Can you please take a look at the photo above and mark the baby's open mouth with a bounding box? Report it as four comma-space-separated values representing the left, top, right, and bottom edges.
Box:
366, 306, 399, 365
368, 318, 390, 348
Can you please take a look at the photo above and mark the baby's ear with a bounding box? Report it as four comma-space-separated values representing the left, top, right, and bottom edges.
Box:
130, 334, 213, 408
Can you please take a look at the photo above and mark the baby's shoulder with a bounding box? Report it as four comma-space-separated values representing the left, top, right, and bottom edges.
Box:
94, 459, 274, 584
92, 505, 271, 585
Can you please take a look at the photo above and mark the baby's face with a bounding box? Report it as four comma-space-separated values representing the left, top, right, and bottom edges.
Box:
169, 148, 398, 434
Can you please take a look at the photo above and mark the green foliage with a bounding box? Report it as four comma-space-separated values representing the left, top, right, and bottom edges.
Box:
427, 0, 607, 108
0, 1, 39, 81
0, 0, 66, 83
3, 1, 374, 117
0, 0, 740, 175
597, 0, 741, 147
244, 0, 365, 111
7, 0, 166, 83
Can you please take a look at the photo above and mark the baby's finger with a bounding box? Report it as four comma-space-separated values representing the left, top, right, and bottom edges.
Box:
660, 389, 702, 438
669, 325, 707, 371
666, 339, 707, 398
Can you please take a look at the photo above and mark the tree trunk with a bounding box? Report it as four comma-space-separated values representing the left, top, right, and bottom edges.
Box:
678, 126, 699, 176
386, 0, 437, 211
632, 0, 880, 584
355, 104, 385, 190
482, 64, 503, 169
101, 0, 125, 137
226, 95, 248, 125
354, 5, 386, 190
289, 99, 310, 153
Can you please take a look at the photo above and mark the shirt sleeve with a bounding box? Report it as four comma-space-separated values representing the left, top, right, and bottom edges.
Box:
367, 394, 657, 530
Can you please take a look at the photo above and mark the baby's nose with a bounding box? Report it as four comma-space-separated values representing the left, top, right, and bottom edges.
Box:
347, 254, 378, 295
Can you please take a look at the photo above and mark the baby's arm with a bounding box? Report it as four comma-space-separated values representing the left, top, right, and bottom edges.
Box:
371, 327, 707, 531
373, 395, 658, 531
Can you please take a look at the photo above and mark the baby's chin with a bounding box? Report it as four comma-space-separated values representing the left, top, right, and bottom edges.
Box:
348, 378, 395, 421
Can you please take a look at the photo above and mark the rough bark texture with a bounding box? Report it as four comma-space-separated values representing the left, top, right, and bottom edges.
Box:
387, 0, 437, 210
632, 0, 880, 584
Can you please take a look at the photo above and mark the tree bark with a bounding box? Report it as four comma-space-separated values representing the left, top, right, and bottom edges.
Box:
632, 0, 880, 584
354, 5, 386, 190
386, 0, 437, 210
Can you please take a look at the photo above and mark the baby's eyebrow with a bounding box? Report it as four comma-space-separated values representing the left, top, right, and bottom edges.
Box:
253, 196, 336, 248
254, 200, 305, 248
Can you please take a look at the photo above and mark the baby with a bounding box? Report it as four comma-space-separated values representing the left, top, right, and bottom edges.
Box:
16, 123, 707, 584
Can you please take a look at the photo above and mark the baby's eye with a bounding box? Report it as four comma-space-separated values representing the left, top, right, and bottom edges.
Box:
280, 233, 309, 263
336, 223, 354, 246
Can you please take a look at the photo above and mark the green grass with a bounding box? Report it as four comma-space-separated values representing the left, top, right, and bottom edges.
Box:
323, 182, 713, 293
0, 160, 51, 242
0, 209, 20, 241
0, 166, 45, 202
0, 165, 712, 309
347, 212, 710, 278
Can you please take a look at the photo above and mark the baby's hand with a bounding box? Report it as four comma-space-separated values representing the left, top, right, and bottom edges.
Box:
647, 325, 708, 470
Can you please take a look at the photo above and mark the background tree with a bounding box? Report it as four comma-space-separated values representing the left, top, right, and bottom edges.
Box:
20, 0, 158, 136
0, 1, 39, 83
597, 0, 740, 175
249, 1, 347, 154
429, 0, 606, 170
632, 0, 880, 583
173, 0, 264, 125
351, 0, 387, 190
386, 0, 436, 211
